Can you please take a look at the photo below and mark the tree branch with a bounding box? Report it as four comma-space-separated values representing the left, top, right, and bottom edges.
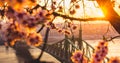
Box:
107, 35, 120, 41
32, 4, 107, 22
53, 12, 107, 21
37, 27, 50, 60
37, 24, 45, 33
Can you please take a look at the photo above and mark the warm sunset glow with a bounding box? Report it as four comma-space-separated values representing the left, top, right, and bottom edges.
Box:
97, 10, 104, 17
40, 0, 105, 18
1, 0, 120, 63
53, 0, 105, 23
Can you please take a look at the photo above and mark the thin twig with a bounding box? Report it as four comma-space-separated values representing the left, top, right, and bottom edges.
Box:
37, 27, 50, 60
37, 24, 45, 33
107, 35, 120, 41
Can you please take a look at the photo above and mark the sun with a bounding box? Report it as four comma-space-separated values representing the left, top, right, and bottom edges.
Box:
97, 9, 104, 17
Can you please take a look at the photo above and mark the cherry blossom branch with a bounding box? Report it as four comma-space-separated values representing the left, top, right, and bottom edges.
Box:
32, 4, 107, 22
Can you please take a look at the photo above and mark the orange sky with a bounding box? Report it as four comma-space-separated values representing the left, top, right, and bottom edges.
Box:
37, 0, 120, 23
53, 0, 105, 23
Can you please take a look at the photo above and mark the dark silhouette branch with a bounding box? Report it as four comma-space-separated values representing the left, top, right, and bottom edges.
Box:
53, 12, 107, 21
37, 24, 45, 33
37, 27, 50, 60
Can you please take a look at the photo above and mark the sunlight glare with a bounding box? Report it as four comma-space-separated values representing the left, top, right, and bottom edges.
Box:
97, 9, 104, 17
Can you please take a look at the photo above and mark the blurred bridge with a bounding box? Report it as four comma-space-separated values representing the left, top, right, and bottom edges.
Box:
39, 27, 95, 63
38, 24, 110, 63
41, 38, 95, 63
